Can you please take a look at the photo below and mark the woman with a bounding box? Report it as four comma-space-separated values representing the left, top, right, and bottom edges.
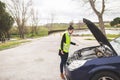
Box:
59, 25, 78, 80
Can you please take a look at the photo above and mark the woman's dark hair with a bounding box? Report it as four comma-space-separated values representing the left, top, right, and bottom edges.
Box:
68, 25, 74, 30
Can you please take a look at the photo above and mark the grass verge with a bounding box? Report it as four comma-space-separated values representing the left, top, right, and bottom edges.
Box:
0, 40, 30, 51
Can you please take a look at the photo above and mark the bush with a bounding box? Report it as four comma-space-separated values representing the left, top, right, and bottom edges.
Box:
37, 27, 48, 36
110, 17, 120, 27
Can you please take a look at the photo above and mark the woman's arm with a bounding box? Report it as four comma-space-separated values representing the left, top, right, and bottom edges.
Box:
60, 33, 66, 50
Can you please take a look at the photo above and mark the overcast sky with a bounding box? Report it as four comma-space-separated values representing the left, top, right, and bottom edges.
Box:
2, 0, 120, 24
32, 0, 120, 24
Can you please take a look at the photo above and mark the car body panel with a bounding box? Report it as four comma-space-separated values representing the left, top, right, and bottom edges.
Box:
66, 56, 120, 80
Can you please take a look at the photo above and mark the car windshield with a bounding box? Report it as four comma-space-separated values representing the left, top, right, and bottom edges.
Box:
110, 37, 120, 55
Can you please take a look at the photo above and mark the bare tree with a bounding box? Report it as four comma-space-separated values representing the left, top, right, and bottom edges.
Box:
31, 8, 40, 36
6, 0, 32, 39
69, 21, 74, 26
49, 13, 55, 31
78, 20, 83, 29
76, 0, 106, 35
89, 0, 106, 35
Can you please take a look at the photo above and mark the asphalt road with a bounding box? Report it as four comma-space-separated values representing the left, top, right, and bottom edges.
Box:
0, 33, 98, 80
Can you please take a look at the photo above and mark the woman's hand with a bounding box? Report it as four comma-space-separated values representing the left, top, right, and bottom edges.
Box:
76, 44, 79, 46
61, 50, 64, 54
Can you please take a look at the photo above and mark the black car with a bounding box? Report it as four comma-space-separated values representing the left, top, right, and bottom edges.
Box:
65, 18, 120, 80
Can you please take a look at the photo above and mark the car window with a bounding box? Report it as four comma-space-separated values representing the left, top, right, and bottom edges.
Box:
110, 37, 120, 55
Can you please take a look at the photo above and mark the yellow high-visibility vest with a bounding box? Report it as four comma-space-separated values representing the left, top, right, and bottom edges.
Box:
61, 31, 71, 53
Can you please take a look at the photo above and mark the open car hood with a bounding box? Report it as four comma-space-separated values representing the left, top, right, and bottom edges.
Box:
83, 18, 117, 55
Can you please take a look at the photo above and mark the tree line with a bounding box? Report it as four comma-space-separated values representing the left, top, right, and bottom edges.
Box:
0, 0, 120, 43
0, 0, 41, 43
